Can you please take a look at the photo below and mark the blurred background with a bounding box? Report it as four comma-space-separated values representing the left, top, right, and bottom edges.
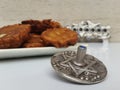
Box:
0, 0, 119, 42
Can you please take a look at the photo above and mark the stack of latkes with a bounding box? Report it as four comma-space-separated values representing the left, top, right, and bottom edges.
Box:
0, 19, 78, 49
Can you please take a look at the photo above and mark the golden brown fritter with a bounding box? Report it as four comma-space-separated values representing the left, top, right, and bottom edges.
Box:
22, 34, 45, 48
0, 24, 31, 49
41, 28, 78, 47
21, 19, 62, 34
0, 19, 79, 49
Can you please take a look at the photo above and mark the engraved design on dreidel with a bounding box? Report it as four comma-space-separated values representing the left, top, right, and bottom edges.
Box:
73, 45, 86, 66
51, 45, 107, 84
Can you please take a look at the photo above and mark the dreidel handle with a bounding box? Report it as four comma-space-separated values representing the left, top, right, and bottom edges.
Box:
74, 45, 86, 66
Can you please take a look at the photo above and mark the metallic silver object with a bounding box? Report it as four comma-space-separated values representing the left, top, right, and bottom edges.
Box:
74, 46, 86, 66
51, 45, 107, 84
66, 21, 111, 42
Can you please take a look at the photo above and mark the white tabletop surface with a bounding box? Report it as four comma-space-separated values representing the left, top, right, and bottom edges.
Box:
0, 43, 119, 90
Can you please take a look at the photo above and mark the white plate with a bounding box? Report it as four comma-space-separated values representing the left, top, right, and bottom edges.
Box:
0, 43, 87, 59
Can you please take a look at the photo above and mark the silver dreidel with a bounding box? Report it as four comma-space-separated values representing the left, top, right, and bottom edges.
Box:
51, 45, 107, 84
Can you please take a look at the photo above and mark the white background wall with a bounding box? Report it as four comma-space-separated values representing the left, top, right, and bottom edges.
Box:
0, 0, 119, 42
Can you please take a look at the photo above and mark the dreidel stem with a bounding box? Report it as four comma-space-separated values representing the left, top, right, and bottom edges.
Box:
74, 45, 86, 66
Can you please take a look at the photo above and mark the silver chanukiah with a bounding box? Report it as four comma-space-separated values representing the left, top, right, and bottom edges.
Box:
66, 21, 111, 42
51, 45, 107, 84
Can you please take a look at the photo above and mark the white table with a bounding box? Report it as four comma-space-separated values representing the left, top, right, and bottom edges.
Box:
0, 43, 119, 90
